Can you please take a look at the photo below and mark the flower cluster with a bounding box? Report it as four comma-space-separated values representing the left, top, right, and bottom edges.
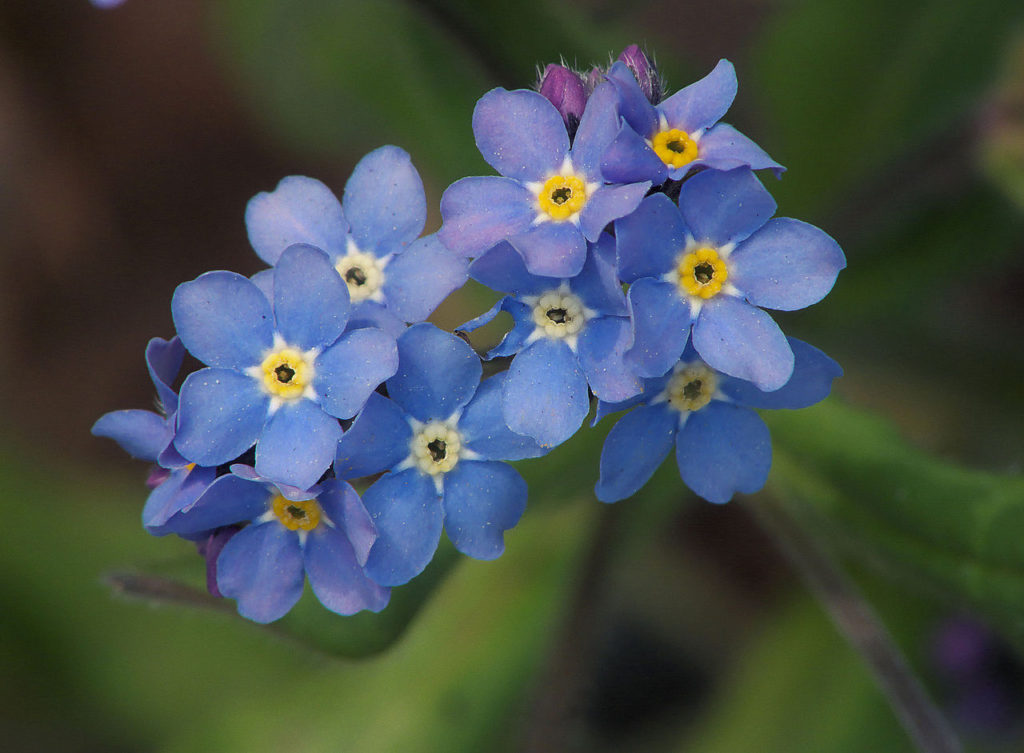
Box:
95, 46, 844, 623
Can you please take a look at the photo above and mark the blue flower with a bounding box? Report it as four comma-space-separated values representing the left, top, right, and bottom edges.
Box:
616, 167, 846, 391
245, 145, 467, 335
92, 336, 220, 534
439, 80, 651, 278
171, 243, 398, 490
166, 467, 388, 623
596, 339, 842, 504
462, 235, 642, 447
601, 59, 783, 186
333, 323, 546, 586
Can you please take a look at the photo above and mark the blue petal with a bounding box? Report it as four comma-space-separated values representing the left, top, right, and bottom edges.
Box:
692, 296, 794, 391
601, 122, 667, 185
728, 218, 846, 311
363, 469, 443, 586
615, 193, 688, 283
387, 323, 481, 422
315, 328, 399, 419
503, 339, 589, 447
217, 522, 305, 623
380, 234, 468, 323
473, 88, 568, 181
604, 62, 659, 141
145, 336, 184, 414
174, 368, 268, 466
343, 145, 426, 256
163, 473, 270, 534
696, 123, 785, 177
250, 268, 275, 302
255, 399, 342, 490
570, 234, 628, 316
272, 244, 351, 350
346, 301, 407, 338
579, 182, 651, 243
459, 374, 546, 461
334, 392, 412, 479
678, 167, 776, 247
659, 59, 737, 133
675, 402, 771, 504
304, 525, 389, 615
578, 316, 643, 402
469, 241, 549, 297
510, 221, 586, 278
317, 479, 378, 566
720, 337, 842, 410
569, 79, 623, 179
480, 298, 537, 360
438, 176, 535, 257
171, 271, 273, 369
92, 409, 170, 461
443, 461, 526, 560
245, 175, 348, 265
591, 382, 658, 426
625, 278, 692, 378
143, 464, 217, 533
595, 403, 677, 502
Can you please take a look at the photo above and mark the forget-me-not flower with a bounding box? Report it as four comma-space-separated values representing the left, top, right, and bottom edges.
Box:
333, 323, 546, 586
171, 243, 397, 490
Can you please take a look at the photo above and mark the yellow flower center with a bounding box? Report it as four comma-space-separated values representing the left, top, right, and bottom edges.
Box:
334, 251, 384, 303
652, 128, 699, 168
259, 347, 313, 400
537, 175, 588, 220
676, 246, 728, 299
531, 289, 586, 340
666, 365, 717, 413
271, 495, 322, 531
411, 422, 462, 476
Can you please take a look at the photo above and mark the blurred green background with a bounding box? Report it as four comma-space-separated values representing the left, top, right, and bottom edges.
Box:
2, 0, 1024, 751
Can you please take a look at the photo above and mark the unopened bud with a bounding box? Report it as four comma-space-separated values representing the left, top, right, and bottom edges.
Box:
617, 44, 662, 104
538, 64, 588, 137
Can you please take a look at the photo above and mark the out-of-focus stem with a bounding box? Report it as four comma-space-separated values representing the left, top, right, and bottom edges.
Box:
745, 495, 963, 753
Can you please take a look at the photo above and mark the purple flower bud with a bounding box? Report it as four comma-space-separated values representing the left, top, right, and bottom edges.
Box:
584, 66, 604, 95
196, 525, 243, 598
617, 44, 662, 104
537, 64, 588, 136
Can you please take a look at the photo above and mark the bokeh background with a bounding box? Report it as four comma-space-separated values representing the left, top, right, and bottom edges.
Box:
2, 1, 1024, 751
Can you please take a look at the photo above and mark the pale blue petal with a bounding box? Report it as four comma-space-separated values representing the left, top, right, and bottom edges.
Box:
604, 61, 659, 140
459, 374, 546, 461
720, 337, 842, 410
443, 461, 526, 560
570, 234, 627, 316
601, 122, 667, 185
675, 402, 771, 504
304, 525, 389, 615
387, 323, 481, 422
245, 175, 348, 264
473, 88, 568, 181
343, 145, 426, 256
381, 235, 468, 323
615, 193, 688, 282
92, 410, 169, 461
579, 182, 651, 243
595, 403, 677, 502
469, 241, 548, 296
728, 218, 846, 311
255, 399, 342, 490
438, 177, 535, 257
317, 479, 378, 566
692, 296, 793, 392
659, 59, 737, 133
510, 221, 586, 278
143, 465, 217, 533
696, 123, 785, 177
570, 79, 622, 179
273, 244, 350, 350
625, 278, 692, 379
578, 316, 643, 402
503, 340, 589, 447
334, 392, 412, 479
363, 469, 443, 586
174, 368, 268, 466
315, 328, 399, 419
678, 167, 776, 247
171, 272, 274, 369
145, 336, 184, 414
217, 522, 305, 623
164, 472, 270, 534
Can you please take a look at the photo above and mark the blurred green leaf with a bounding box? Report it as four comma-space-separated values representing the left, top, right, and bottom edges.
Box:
681, 596, 911, 753
753, 0, 1024, 218
766, 400, 1024, 646
208, 0, 629, 185
981, 31, 1024, 211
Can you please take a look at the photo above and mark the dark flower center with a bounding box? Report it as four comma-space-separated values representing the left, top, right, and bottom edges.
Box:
274, 364, 296, 383
550, 187, 572, 205
427, 439, 447, 462
345, 267, 367, 286
546, 307, 569, 324
693, 262, 715, 284
683, 379, 703, 401
667, 138, 687, 153
286, 504, 307, 520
